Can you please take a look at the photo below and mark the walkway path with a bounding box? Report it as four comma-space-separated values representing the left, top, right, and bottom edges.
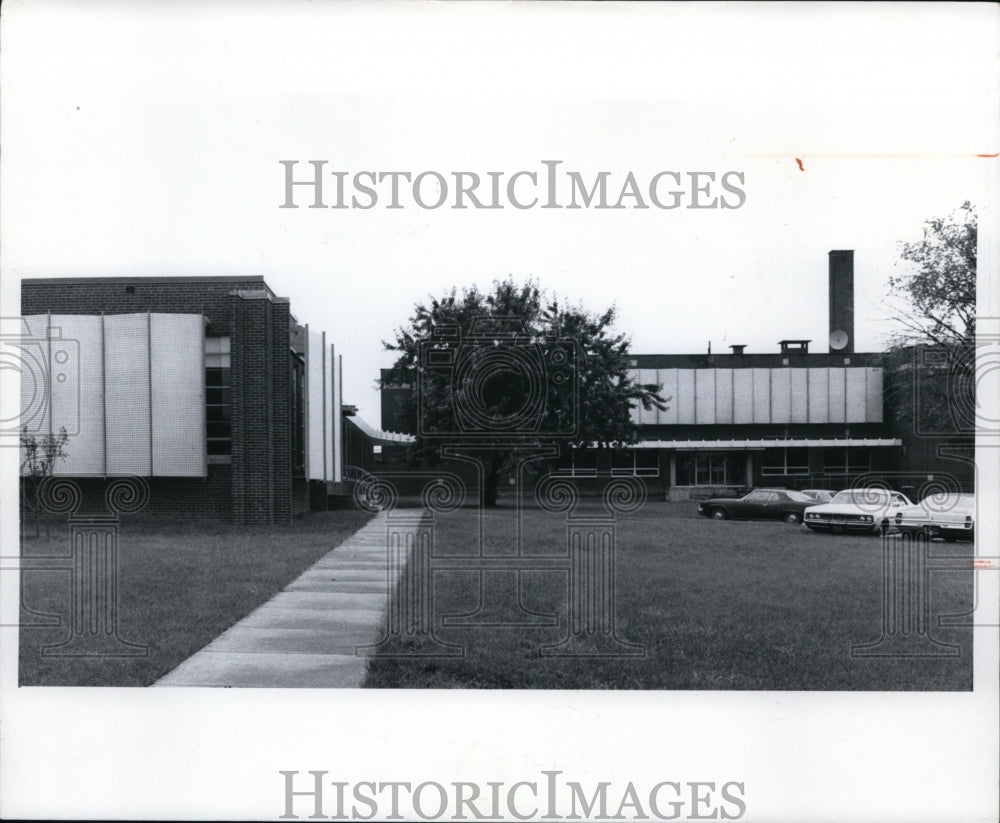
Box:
155, 512, 399, 687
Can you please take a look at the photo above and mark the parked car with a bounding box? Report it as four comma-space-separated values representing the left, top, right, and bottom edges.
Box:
801, 489, 837, 503
804, 488, 913, 535
892, 493, 975, 542
697, 489, 815, 524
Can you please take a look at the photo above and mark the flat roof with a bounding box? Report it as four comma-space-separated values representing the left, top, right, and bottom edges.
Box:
22, 275, 267, 285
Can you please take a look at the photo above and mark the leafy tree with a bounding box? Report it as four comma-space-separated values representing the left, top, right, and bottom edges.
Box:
20, 426, 69, 538
883, 203, 977, 435
382, 278, 667, 506
887, 200, 976, 347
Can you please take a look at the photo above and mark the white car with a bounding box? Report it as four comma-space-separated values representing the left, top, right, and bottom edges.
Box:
892, 493, 975, 542
804, 488, 913, 535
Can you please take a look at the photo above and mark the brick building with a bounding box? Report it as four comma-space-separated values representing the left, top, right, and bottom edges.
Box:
20, 276, 343, 524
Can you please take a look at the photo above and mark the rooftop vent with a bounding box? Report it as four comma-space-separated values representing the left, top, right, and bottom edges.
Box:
729, 344, 746, 356
778, 339, 810, 354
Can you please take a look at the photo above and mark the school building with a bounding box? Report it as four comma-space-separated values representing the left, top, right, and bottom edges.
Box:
381, 251, 974, 499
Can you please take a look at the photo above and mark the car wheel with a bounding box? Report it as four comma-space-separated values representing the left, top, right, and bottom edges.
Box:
710, 508, 728, 520
783, 512, 802, 525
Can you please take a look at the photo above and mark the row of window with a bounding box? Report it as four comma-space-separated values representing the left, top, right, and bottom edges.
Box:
561, 447, 874, 484
561, 449, 660, 477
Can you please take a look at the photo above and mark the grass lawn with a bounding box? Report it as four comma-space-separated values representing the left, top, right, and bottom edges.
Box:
363, 500, 974, 690
18, 509, 373, 686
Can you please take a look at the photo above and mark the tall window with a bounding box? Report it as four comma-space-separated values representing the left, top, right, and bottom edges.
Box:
206, 336, 231, 460
822, 447, 870, 474
761, 447, 809, 476
676, 452, 743, 486
290, 352, 306, 476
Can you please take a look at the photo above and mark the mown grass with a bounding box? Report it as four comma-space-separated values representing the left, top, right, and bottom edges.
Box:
363, 501, 974, 690
18, 509, 373, 686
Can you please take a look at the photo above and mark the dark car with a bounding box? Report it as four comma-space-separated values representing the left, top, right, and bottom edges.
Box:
697, 489, 814, 524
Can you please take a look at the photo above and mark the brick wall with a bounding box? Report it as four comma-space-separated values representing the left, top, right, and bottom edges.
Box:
20, 471, 231, 519
21, 277, 273, 336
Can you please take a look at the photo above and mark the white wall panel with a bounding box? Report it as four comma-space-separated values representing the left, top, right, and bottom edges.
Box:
866, 368, 884, 423
771, 369, 791, 423
19, 316, 52, 446
694, 369, 716, 424
104, 314, 152, 475
676, 369, 695, 424
307, 329, 327, 481
150, 314, 205, 476
752, 368, 771, 423
808, 367, 829, 423
638, 369, 659, 425
845, 367, 867, 422
715, 369, 733, 424
790, 369, 809, 423
828, 367, 846, 423
659, 369, 678, 424
324, 345, 335, 482
52, 316, 103, 475
333, 350, 343, 482
733, 369, 754, 423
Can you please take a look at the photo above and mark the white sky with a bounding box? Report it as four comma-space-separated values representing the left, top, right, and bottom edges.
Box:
1, 5, 998, 820
2, 2, 996, 424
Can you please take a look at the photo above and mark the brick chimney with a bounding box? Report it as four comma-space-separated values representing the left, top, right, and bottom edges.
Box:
828, 250, 854, 353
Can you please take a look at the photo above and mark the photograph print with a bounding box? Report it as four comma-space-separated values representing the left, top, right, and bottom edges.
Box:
2, 3, 997, 822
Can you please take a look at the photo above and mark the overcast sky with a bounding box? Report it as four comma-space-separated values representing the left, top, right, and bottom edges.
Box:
3, 2, 995, 426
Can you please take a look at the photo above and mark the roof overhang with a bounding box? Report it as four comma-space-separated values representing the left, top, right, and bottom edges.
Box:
627, 438, 903, 450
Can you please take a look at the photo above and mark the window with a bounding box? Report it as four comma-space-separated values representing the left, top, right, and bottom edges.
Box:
744, 490, 778, 503
676, 452, 743, 486
822, 447, 870, 474
611, 449, 659, 477
206, 337, 231, 460
290, 352, 306, 476
567, 448, 598, 477
761, 447, 809, 476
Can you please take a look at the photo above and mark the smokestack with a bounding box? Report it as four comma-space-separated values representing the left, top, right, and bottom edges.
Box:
828, 250, 854, 353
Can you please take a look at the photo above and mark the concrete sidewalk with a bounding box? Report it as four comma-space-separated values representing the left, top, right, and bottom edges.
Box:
155, 512, 401, 688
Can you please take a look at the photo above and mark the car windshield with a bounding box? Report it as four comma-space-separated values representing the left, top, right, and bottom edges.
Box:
830, 490, 889, 505
784, 491, 813, 502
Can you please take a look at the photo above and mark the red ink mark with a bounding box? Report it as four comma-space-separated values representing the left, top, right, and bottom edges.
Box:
975, 153, 998, 158
973, 558, 997, 570
795, 158, 804, 171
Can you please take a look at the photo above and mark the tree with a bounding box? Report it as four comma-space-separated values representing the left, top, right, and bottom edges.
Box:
381, 278, 667, 506
887, 201, 976, 348
883, 203, 977, 435
20, 426, 69, 538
